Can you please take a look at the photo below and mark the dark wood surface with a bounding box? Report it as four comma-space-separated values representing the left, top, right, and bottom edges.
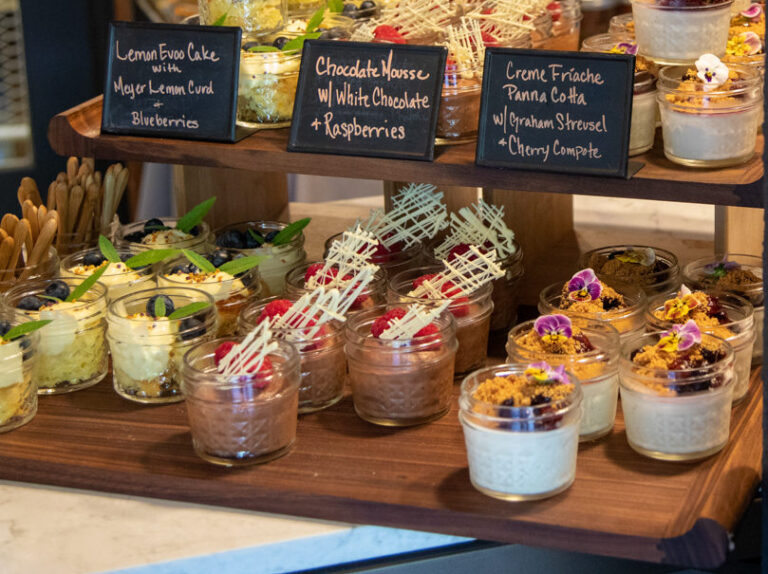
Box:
48, 97, 764, 208
0, 366, 761, 570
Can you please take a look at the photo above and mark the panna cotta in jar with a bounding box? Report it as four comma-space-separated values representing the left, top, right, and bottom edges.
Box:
578, 244, 680, 296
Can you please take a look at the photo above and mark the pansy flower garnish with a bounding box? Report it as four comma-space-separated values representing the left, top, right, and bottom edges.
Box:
663, 284, 699, 320
695, 54, 730, 91
609, 41, 638, 55
567, 268, 602, 302
657, 320, 701, 353
524, 361, 569, 385
740, 3, 762, 19
534, 314, 572, 344
704, 258, 741, 278
613, 247, 655, 266
727, 32, 763, 57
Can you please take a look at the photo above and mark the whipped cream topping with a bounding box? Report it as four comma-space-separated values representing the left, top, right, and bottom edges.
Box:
110, 313, 177, 380
0, 340, 23, 389
162, 270, 244, 301
29, 301, 97, 355
67, 262, 143, 286
240, 51, 301, 80
141, 228, 193, 246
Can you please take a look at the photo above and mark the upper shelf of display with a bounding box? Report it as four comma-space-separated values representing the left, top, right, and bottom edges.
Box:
48, 96, 764, 207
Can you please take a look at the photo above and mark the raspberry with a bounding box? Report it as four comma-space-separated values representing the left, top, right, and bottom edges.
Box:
258, 299, 292, 323
371, 307, 407, 338
371, 233, 404, 262
415, 323, 439, 337
481, 31, 499, 46
447, 244, 473, 261
305, 263, 338, 285
412, 273, 438, 291
214, 341, 236, 367
373, 25, 406, 44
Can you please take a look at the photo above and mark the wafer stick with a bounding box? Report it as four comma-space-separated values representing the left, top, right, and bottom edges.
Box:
101, 166, 116, 233
55, 183, 69, 246
68, 185, 84, 237
113, 167, 129, 218
0, 236, 14, 274
5, 220, 28, 280
20, 216, 56, 280
76, 163, 90, 184
0, 229, 8, 242
1, 213, 17, 237
20, 177, 42, 207
37, 205, 47, 233
66, 157, 79, 185
83, 157, 95, 173
17, 185, 28, 207
76, 184, 99, 243
47, 182, 57, 210
22, 201, 37, 242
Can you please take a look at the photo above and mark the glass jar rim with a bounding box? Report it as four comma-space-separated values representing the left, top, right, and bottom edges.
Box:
683, 252, 762, 285
620, 331, 734, 378
657, 63, 761, 96
324, 231, 422, 261
286, 260, 387, 290
5, 275, 108, 311
216, 220, 305, 251
117, 218, 210, 244
239, 296, 344, 343
579, 244, 679, 282
631, 0, 733, 9
645, 290, 754, 331
1, 246, 59, 276
506, 318, 621, 363
389, 264, 494, 305
425, 237, 523, 265
539, 279, 647, 320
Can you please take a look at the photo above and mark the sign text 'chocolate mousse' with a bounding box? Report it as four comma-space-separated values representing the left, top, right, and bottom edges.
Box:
289, 41, 446, 161
476, 49, 635, 177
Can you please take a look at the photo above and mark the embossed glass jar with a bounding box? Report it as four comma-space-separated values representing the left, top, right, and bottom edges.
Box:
237, 49, 301, 128
116, 218, 212, 253
61, 246, 156, 302
0, 312, 39, 433
577, 244, 680, 296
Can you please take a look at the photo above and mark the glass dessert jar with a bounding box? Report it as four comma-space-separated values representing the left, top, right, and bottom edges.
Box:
0, 314, 39, 433
116, 218, 212, 253
682, 253, 763, 363
198, 0, 286, 36
239, 298, 347, 413
609, 13, 635, 36
437, 61, 483, 145
238, 48, 301, 129
578, 244, 680, 296
506, 317, 620, 441
216, 221, 307, 296
620, 331, 735, 461
657, 62, 762, 167
285, 262, 387, 314
631, 0, 733, 64
4, 278, 108, 394
324, 231, 423, 278
345, 303, 458, 426
544, 2, 584, 51
0, 247, 59, 294
459, 363, 582, 501
182, 337, 300, 466
530, 11, 555, 47
107, 287, 218, 404
645, 290, 754, 402
60, 247, 155, 302
388, 265, 494, 376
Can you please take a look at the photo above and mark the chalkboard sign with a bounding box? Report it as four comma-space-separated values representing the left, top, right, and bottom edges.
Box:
288, 40, 446, 161
476, 49, 635, 178
102, 22, 242, 142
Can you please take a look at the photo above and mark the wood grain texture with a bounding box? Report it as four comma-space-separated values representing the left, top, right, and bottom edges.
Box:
0, 369, 760, 570
47, 97, 764, 208
714, 206, 764, 254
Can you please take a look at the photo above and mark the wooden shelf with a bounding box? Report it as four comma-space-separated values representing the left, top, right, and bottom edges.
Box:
48, 96, 764, 208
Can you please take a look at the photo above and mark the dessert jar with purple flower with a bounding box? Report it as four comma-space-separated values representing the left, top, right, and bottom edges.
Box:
620, 321, 735, 461
683, 254, 762, 363
507, 314, 620, 440
578, 244, 680, 296
459, 362, 582, 500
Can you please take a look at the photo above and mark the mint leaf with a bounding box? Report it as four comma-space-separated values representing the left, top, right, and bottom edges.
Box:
327, 0, 344, 12
212, 9, 229, 25
176, 197, 216, 234
154, 296, 167, 318
247, 229, 265, 245
306, 8, 325, 33
283, 33, 322, 53
247, 45, 280, 52
272, 218, 310, 245
2, 320, 52, 341
99, 235, 121, 264
219, 255, 268, 276
124, 249, 179, 269
66, 264, 108, 302
183, 249, 216, 273
168, 301, 211, 320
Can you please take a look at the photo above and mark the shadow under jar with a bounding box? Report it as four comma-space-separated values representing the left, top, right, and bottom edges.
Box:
182, 337, 300, 466
645, 291, 754, 403
107, 287, 218, 404
619, 332, 735, 461
324, 231, 423, 279
116, 218, 212, 253
215, 221, 307, 297
683, 253, 763, 364
388, 265, 494, 377
657, 63, 762, 168
506, 319, 620, 441
5, 278, 108, 394
239, 299, 347, 413
459, 364, 582, 501
345, 303, 458, 426
284, 262, 387, 315
0, 312, 39, 433
60, 246, 156, 302
578, 244, 680, 296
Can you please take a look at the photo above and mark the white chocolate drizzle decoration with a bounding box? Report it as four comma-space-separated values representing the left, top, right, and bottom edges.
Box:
378, 0, 459, 39
435, 199, 517, 259
408, 245, 504, 298
466, 0, 541, 34
307, 226, 380, 290
379, 301, 450, 340
217, 321, 277, 377
444, 18, 486, 74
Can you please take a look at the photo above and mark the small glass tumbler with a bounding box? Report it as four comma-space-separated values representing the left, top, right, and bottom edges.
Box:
0, 313, 39, 433
4, 278, 108, 394
285, 262, 387, 315
345, 303, 458, 426
116, 218, 212, 253
459, 364, 582, 501
506, 319, 620, 441
578, 244, 680, 296
61, 246, 156, 302
620, 332, 735, 461
107, 287, 218, 404
181, 337, 300, 466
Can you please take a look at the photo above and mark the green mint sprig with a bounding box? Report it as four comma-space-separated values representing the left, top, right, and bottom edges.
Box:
176, 197, 216, 234
219, 255, 267, 275
183, 250, 216, 274
248, 229, 265, 245
99, 235, 121, 264
212, 9, 230, 25
66, 264, 108, 302
283, 33, 322, 52
124, 249, 180, 269
272, 218, 310, 246
154, 296, 167, 318
327, 0, 344, 12
3, 320, 52, 341
169, 302, 211, 320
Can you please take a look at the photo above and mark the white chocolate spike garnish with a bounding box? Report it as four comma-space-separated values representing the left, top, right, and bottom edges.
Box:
349, 19, 378, 42
435, 199, 517, 259
307, 226, 379, 290
408, 245, 504, 298
379, 0, 459, 39
379, 301, 450, 340
444, 18, 486, 74
218, 321, 278, 377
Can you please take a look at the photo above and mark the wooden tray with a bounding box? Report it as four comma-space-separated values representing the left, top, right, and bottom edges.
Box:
47, 97, 764, 208
0, 368, 761, 570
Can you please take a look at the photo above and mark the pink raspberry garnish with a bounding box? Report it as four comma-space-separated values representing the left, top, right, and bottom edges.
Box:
371, 307, 407, 338
258, 299, 293, 323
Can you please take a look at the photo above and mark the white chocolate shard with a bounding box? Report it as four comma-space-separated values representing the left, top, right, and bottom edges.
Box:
435, 199, 517, 259
444, 18, 486, 74
306, 226, 380, 290
379, 301, 450, 340
408, 245, 504, 298
378, 0, 459, 39
218, 320, 278, 377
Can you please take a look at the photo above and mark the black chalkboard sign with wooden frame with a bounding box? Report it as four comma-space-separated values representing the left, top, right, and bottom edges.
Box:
102, 21, 241, 142
288, 40, 446, 161
476, 48, 635, 178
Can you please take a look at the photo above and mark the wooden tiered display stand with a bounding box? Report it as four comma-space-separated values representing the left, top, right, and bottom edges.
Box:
0, 96, 763, 570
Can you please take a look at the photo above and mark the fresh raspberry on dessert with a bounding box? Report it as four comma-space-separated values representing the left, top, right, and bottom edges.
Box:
447, 244, 473, 260
412, 273, 438, 290
258, 299, 293, 323
373, 25, 406, 44
481, 31, 499, 46
371, 307, 407, 338
214, 340, 273, 375
415, 323, 439, 337
305, 263, 339, 285
371, 232, 404, 260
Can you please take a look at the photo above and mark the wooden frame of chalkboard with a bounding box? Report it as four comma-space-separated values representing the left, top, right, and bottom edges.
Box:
102, 21, 241, 142
288, 40, 446, 161
476, 48, 635, 178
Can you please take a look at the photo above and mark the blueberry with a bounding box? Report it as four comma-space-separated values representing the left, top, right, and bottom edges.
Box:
124, 231, 147, 243
170, 264, 190, 275
146, 294, 175, 318
45, 280, 70, 301
602, 297, 621, 311
360, 0, 376, 9
207, 249, 230, 268
272, 36, 289, 49
179, 317, 205, 341
326, 26, 345, 38
18, 296, 44, 311
83, 251, 106, 267
342, 3, 358, 15
144, 218, 169, 233
245, 229, 263, 249
189, 225, 200, 236
216, 229, 246, 249
264, 230, 279, 243
0, 320, 10, 337
318, 30, 332, 40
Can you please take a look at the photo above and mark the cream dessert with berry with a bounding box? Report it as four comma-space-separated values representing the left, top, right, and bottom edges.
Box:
0, 316, 45, 433
117, 198, 215, 253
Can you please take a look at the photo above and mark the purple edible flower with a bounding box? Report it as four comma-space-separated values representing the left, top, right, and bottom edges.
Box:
704, 258, 741, 278
741, 3, 762, 18
567, 268, 602, 302
658, 320, 702, 352
617, 42, 638, 55
534, 314, 572, 343
525, 361, 570, 385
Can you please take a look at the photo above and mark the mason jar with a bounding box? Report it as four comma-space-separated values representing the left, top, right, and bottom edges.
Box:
238, 48, 301, 129
437, 61, 484, 145
0, 312, 39, 433
0, 246, 59, 294
324, 231, 423, 278
543, 1, 584, 51
578, 244, 680, 296
198, 0, 286, 37
60, 246, 156, 302
116, 217, 211, 253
